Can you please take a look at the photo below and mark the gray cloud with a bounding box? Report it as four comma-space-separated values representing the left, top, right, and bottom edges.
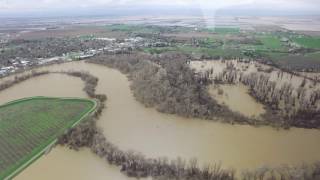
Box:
0, 0, 319, 15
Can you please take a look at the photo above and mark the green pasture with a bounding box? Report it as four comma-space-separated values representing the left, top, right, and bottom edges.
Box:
0, 97, 96, 180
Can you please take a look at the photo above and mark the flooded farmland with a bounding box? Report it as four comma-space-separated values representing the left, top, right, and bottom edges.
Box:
209, 84, 266, 117
1, 61, 320, 179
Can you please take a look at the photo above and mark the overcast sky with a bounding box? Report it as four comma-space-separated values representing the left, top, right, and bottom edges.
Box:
0, 0, 319, 16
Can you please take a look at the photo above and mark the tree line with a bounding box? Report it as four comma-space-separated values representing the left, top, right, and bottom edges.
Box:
55, 68, 320, 180
211, 61, 320, 129
0, 70, 50, 91
87, 53, 257, 125
56, 70, 235, 180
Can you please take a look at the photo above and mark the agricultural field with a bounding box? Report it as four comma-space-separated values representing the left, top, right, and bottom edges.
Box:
105, 24, 193, 35
203, 27, 241, 34
292, 36, 320, 49
0, 97, 96, 179
3, 22, 318, 72
137, 25, 320, 72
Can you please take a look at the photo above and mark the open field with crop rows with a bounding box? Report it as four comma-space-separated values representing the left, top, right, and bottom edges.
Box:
0, 97, 96, 179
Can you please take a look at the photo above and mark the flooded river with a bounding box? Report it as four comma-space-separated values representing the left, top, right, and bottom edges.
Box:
209, 84, 266, 117
1, 61, 320, 179
0, 74, 131, 180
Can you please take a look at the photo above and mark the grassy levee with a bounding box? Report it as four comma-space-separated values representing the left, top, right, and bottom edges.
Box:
0, 97, 97, 180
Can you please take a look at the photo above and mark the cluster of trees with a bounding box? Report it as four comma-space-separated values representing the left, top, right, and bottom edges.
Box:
56, 70, 235, 180
241, 163, 320, 180
211, 61, 320, 128
57, 118, 97, 150
87, 53, 250, 124
293, 90, 320, 128
214, 62, 239, 84
61, 118, 236, 180
65, 120, 320, 180
0, 70, 49, 91
58, 71, 107, 149
242, 73, 320, 128
90, 130, 235, 180
227, 36, 263, 46
61, 71, 107, 104
259, 54, 320, 73
54, 69, 320, 180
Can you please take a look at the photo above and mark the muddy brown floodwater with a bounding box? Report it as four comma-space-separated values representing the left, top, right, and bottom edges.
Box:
209, 84, 266, 118
0, 61, 320, 179
0, 74, 132, 180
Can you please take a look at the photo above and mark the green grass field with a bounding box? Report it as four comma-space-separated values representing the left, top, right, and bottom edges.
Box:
203, 27, 240, 34
257, 36, 284, 50
144, 45, 243, 59
135, 23, 320, 71
292, 36, 320, 49
105, 24, 195, 34
0, 97, 96, 180
105, 24, 163, 34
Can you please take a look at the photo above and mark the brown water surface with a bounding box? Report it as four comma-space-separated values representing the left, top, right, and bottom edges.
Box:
0, 62, 319, 179
209, 84, 266, 117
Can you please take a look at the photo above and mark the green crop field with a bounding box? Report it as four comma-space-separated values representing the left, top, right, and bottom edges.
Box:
257, 36, 284, 50
105, 24, 163, 34
292, 36, 320, 49
105, 24, 194, 34
137, 24, 320, 71
0, 97, 96, 180
203, 27, 240, 34
144, 45, 243, 59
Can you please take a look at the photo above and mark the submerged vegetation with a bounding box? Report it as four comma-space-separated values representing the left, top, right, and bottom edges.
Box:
208, 61, 320, 129
87, 52, 320, 129
88, 53, 251, 124
54, 61, 320, 180
56, 70, 236, 180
